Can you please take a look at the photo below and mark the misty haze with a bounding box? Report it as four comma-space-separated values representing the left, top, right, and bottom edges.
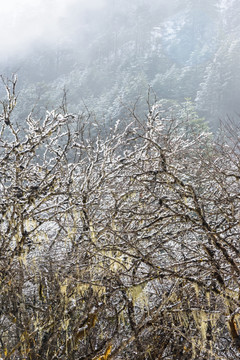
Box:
0, 1, 240, 359
0, 0, 239, 128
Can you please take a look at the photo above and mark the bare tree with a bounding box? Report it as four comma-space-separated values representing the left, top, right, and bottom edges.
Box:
0, 77, 239, 359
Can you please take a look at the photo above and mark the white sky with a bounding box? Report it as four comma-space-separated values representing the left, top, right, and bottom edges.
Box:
0, 0, 106, 58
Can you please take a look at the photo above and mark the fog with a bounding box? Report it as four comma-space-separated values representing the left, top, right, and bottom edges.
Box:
0, 0, 239, 129
0, 0, 106, 58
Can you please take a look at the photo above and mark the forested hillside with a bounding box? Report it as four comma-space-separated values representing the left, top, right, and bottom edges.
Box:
1, 0, 240, 128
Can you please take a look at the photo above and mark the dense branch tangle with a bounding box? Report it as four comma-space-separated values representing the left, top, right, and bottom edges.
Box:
0, 76, 239, 359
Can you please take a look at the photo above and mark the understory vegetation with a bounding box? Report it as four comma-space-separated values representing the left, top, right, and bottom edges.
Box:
0, 77, 240, 359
